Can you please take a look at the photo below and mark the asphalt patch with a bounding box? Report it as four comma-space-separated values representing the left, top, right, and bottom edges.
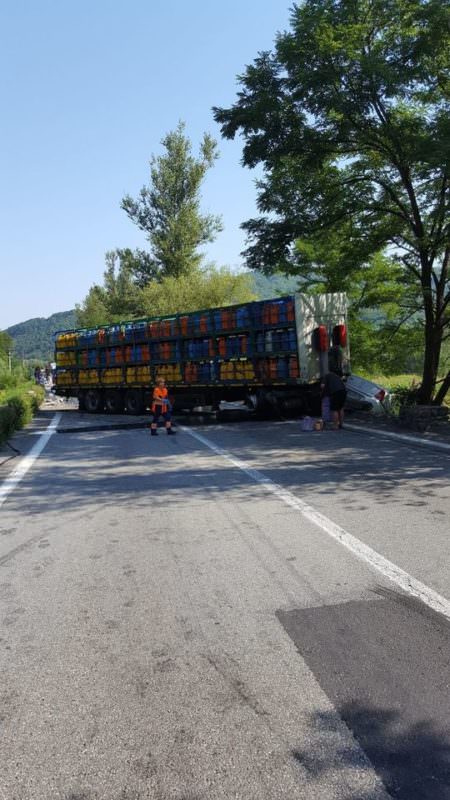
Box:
277, 592, 450, 799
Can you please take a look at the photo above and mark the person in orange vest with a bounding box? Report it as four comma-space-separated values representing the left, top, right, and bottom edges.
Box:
150, 377, 175, 435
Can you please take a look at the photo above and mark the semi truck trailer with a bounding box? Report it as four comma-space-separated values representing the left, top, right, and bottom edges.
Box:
54, 292, 349, 415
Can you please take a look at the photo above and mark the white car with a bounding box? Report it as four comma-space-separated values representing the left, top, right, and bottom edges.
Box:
345, 374, 391, 415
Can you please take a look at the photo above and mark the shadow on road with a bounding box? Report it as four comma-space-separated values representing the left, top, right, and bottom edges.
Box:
293, 702, 450, 800
3, 409, 449, 519
279, 593, 450, 800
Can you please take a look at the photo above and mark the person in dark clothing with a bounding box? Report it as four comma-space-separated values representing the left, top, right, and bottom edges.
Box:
321, 372, 347, 429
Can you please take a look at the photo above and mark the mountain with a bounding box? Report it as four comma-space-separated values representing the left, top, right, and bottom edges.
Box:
6, 310, 77, 362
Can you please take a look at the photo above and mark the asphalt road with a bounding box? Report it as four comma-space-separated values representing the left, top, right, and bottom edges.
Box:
0, 407, 449, 800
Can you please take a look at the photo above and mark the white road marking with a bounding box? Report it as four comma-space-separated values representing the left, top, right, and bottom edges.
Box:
0, 414, 62, 508
344, 423, 450, 452
181, 425, 450, 622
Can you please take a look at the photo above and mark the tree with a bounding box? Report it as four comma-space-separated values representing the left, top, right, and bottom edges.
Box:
121, 122, 223, 279
114, 247, 159, 289
76, 258, 255, 328
140, 266, 255, 317
214, 0, 450, 403
76, 250, 144, 327
0, 331, 13, 360
76, 285, 110, 328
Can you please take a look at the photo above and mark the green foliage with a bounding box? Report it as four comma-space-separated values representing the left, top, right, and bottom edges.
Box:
6, 394, 33, 428
76, 250, 144, 327
5, 311, 77, 361
28, 384, 46, 413
0, 384, 45, 444
350, 314, 423, 375
113, 248, 159, 290
140, 266, 256, 317
0, 405, 16, 441
122, 122, 223, 279
0, 363, 28, 392
214, 0, 450, 402
75, 286, 110, 328
76, 264, 255, 328
0, 331, 13, 359
77, 123, 225, 329
389, 384, 423, 413
250, 271, 300, 299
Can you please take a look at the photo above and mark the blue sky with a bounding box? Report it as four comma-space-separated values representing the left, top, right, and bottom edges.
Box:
1, 1, 292, 328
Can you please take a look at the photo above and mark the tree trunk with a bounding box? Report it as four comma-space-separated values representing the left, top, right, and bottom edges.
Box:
416, 256, 443, 404
434, 370, 450, 406
418, 317, 442, 405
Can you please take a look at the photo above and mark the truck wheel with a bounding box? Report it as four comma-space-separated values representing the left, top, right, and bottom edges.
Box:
251, 390, 276, 419
105, 390, 124, 414
125, 389, 145, 415
85, 389, 103, 413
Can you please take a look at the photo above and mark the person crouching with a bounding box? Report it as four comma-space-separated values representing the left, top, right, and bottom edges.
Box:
150, 378, 175, 435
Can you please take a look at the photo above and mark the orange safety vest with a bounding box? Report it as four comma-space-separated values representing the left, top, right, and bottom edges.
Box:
152, 386, 169, 413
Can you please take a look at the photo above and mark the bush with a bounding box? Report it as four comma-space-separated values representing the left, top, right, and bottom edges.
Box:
0, 384, 45, 444
28, 385, 45, 412
0, 363, 28, 392
0, 405, 17, 440
388, 385, 422, 415
6, 394, 33, 428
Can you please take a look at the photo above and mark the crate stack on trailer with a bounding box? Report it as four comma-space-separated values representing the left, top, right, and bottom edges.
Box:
54, 296, 301, 398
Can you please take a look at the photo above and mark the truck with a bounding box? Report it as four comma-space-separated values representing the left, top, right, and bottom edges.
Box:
54, 292, 349, 416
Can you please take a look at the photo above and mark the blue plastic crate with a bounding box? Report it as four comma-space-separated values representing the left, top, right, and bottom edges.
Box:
277, 357, 289, 379
252, 302, 264, 327
256, 333, 264, 353
278, 299, 288, 324
289, 330, 297, 350
236, 307, 249, 328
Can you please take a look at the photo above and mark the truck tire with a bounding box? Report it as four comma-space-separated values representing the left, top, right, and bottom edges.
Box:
125, 389, 145, 415
250, 390, 277, 419
105, 390, 124, 414
85, 389, 103, 414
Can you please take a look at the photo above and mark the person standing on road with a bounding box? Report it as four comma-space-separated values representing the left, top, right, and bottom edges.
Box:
321, 371, 347, 429
150, 378, 175, 436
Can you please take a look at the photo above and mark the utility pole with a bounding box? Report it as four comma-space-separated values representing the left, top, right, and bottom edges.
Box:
8, 349, 12, 372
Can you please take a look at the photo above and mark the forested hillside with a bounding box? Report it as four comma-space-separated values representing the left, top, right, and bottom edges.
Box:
6, 310, 77, 361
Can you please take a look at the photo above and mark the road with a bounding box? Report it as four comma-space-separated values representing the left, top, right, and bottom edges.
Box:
0, 407, 449, 800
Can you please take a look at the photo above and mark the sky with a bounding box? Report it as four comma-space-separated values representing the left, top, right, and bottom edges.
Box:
0, 0, 293, 329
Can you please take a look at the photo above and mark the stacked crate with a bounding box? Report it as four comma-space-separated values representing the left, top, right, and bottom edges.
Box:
54, 296, 300, 389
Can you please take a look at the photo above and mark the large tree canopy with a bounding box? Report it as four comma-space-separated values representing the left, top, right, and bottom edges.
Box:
214, 0, 450, 402
121, 121, 223, 279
